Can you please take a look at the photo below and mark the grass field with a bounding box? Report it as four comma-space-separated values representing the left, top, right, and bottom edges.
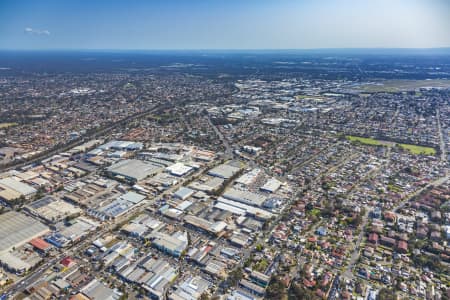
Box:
346, 135, 386, 146
346, 135, 436, 155
0, 122, 18, 129
399, 143, 436, 155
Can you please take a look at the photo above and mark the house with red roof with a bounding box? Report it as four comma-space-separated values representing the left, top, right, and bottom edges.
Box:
397, 240, 408, 254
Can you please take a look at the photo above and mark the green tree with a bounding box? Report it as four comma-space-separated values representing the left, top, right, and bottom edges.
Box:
266, 276, 287, 300
377, 288, 396, 300
288, 283, 317, 300
227, 267, 243, 287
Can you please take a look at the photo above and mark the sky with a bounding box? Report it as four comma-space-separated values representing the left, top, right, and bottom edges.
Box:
1, 0, 450, 50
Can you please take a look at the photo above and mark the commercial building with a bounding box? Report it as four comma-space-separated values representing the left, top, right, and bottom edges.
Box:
203, 258, 227, 278
250, 270, 271, 287
228, 289, 260, 300
191, 149, 216, 162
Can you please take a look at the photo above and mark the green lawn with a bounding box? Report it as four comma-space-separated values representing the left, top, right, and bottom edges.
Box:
0, 122, 18, 129
398, 144, 436, 155
309, 208, 321, 217
346, 136, 385, 146
346, 135, 436, 156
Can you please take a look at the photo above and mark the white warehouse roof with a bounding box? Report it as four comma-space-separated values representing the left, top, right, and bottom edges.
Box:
0, 211, 50, 254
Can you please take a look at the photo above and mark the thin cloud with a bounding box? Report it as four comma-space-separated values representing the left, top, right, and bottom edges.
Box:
24, 27, 50, 36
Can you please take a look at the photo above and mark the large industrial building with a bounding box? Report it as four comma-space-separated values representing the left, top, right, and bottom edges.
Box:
139, 257, 178, 300
98, 140, 144, 151
188, 176, 224, 193
0, 211, 50, 255
89, 191, 146, 220
168, 276, 212, 300
46, 217, 99, 248
183, 215, 227, 236
208, 163, 241, 179
0, 177, 37, 202
106, 159, 163, 183
150, 231, 188, 257
81, 278, 121, 300
166, 163, 194, 177
260, 178, 282, 193
25, 196, 82, 223
215, 197, 274, 221
173, 187, 195, 200
222, 188, 267, 207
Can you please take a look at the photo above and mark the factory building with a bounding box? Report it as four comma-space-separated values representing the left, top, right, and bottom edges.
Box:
222, 188, 267, 207
208, 163, 241, 179
166, 163, 194, 177
168, 276, 212, 300
150, 231, 188, 257
173, 187, 195, 200
0, 177, 37, 202
24, 196, 82, 224
0, 211, 50, 255
106, 159, 163, 183
0, 211, 49, 274
260, 178, 282, 193
183, 215, 227, 236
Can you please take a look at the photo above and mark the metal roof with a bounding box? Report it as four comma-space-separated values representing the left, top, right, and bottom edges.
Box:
0, 211, 50, 254
0, 177, 37, 196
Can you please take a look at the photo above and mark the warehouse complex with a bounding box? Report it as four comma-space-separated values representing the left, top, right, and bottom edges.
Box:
0, 211, 50, 255
0, 177, 37, 202
0, 139, 292, 299
106, 159, 163, 183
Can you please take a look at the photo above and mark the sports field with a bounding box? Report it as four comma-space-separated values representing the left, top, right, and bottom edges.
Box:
346, 135, 385, 146
398, 144, 436, 155
346, 135, 436, 155
0, 122, 18, 129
